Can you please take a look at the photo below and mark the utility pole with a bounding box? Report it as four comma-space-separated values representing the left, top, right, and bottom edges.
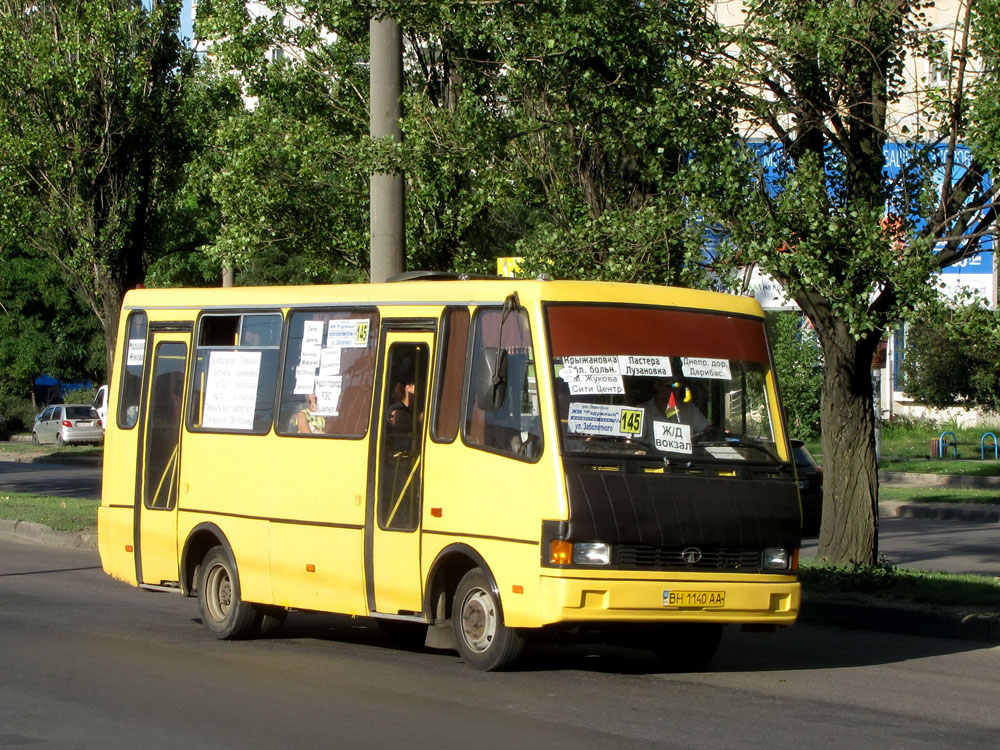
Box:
369, 16, 405, 283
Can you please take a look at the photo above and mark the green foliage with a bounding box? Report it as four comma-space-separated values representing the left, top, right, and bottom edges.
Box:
881, 486, 1000, 502
901, 298, 1000, 412
192, 4, 373, 282
767, 312, 823, 440
0, 244, 104, 404
194, 0, 727, 282
0, 492, 99, 533
970, 0, 1000, 168
148, 65, 247, 287
0, 0, 196, 369
678, 0, 1000, 565
800, 558, 1000, 609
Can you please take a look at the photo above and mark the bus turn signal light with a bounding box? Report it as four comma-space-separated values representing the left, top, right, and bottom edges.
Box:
550, 540, 572, 565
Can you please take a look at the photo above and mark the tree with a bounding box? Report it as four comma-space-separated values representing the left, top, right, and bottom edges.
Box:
689, 0, 997, 563
192, 1, 728, 282
0, 0, 194, 373
767, 312, 823, 440
191, 2, 378, 283
392, 0, 730, 282
900, 298, 1000, 412
0, 244, 104, 414
146, 64, 248, 288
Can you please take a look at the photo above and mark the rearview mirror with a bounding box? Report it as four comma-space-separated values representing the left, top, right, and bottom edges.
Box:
476, 347, 508, 411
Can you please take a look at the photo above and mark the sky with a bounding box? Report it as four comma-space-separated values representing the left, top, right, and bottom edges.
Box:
181, 0, 193, 41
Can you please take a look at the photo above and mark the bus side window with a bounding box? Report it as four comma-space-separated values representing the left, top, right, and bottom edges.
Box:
187, 312, 281, 434
432, 307, 469, 443
276, 309, 379, 438
117, 311, 147, 429
463, 307, 542, 460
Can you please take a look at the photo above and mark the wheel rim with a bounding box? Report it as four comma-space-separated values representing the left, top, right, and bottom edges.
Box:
205, 562, 233, 623
459, 587, 497, 653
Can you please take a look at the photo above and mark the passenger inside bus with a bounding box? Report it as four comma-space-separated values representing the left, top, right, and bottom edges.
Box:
386, 358, 418, 452
295, 393, 326, 434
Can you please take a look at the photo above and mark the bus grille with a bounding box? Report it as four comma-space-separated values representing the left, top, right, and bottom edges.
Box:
614, 545, 764, 572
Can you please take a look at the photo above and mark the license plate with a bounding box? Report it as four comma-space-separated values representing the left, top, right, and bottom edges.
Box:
77, 421, 93, 427
662, 590, 725, 608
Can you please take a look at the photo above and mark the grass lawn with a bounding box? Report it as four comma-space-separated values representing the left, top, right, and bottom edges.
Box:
0, 441, 102, 459
800, 560, 1000, 611
881, 486, 1000, 504
0, 491, 98, 532
880, 458, 1000, 476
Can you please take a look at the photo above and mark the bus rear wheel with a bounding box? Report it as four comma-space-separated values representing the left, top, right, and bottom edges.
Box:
452, 568, 524, 671
198, 546, 259, 640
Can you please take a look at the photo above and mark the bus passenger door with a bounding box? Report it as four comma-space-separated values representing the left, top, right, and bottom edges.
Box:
135, 331, 189, 588
368, 330, 433, 617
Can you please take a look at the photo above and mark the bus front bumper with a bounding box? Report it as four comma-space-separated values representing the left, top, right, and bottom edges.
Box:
534, 573, 801, 627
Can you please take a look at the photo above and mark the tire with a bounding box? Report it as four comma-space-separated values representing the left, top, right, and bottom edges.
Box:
197, 546, 260, 640
650, 623, 724, 671
55, 434, 64, 447
452, 568, 524, 671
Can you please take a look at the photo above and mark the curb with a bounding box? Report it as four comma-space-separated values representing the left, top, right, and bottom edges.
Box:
879, 499, 1000, 523
0, 452, 102, 467
0, 519, 97, 550
880, 470, 1000, 489
32, 454, 103, 468
800, 596, 1000, 644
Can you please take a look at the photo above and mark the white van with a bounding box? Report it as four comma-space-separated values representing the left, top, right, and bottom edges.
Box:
92, 385, 108, 431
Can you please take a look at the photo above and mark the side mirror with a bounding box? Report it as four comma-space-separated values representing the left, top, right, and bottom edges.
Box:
476, 347, 508, 411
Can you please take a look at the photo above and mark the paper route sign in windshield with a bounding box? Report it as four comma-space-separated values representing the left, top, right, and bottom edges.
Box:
567, 402, 644, 438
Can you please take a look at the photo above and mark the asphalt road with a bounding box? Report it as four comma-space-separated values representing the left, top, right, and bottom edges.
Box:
0, 459, 102, 499
1, 537, 998, 750
804, 517, 1000, 576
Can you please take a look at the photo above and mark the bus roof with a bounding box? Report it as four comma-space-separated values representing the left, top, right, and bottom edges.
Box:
122, 278, 766, 318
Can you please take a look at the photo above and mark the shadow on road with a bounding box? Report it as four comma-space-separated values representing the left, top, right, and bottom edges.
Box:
206, 609, 995, 676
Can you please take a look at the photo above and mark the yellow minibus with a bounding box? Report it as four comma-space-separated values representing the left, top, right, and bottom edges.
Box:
98, 275, 802, 670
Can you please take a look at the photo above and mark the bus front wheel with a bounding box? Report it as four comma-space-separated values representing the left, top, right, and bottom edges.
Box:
452, 568, 524, 671
198, 546, 259, 640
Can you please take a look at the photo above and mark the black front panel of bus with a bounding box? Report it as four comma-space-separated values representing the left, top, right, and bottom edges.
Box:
563, 459, 801, 552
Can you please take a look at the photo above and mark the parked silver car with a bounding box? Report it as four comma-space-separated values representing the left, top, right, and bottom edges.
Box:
31, 404, 104, 446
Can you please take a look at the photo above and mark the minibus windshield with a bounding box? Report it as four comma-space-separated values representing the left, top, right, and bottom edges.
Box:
546, 304, 782, 463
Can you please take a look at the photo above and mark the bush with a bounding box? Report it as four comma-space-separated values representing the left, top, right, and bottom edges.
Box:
0, 396, 41, 435
900, 300, 1000, 413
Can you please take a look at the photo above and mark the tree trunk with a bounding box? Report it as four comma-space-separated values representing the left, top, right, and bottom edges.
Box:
97, 277, 125, 380
815, 321, 880, 565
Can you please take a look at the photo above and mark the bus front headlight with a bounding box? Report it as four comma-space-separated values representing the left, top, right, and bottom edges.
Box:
572, 542, 611, 566
762, 547, 790, 570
